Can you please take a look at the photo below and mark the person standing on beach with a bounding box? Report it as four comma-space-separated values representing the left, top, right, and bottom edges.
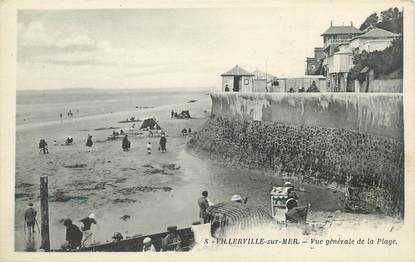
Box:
198, 191, 210, 224
80, 213, 97, 247
60, 113, 63, 120
86, 135, 93, 150
159, 134, 167, 153
122, 135, 131, 151
24, 203, 37, 234
171, 110, 174, 119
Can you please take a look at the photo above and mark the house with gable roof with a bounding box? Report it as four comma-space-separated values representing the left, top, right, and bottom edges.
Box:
320, 23, 400, 92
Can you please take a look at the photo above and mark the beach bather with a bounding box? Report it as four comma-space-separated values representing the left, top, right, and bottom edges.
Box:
86, 135, 93, 147
24, 203, 37, 234
39, 139, 49, 154
162, 226, 181, 251
198, 191, 210, 224
159, 134, 167, 153
80, 213, 97, 247
62, 219, 83, 250
122, 135, 131, 151
142, 237, 157, 252
65, 136, 73, 145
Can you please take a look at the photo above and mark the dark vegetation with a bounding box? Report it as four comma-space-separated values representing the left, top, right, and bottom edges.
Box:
189, 117, 404, 217
350, 8, 403, 81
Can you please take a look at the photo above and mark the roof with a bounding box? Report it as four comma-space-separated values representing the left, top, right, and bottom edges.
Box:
251, 70, 276, 79
355, 27, 400, 39
221, 65, 254, 76
321, 26, 363, 36
277, 75, 326, 79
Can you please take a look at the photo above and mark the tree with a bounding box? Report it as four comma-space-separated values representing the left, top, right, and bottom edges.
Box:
377, 7, 403, 34
349, 38, 403, 81
367, 38, 403, 76
359, 7, 403, 34
359, 12, 379, 31
349, 50, 369, 82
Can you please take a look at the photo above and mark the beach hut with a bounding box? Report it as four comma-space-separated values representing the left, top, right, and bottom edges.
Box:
221, 65, 254, 93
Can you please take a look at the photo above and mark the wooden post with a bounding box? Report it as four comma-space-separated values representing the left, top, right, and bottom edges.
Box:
40, 176, 50, 251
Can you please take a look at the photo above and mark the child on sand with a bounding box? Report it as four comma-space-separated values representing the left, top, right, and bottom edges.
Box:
147, 142, 152, 154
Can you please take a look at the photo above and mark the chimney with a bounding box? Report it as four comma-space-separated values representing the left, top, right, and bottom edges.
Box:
330, 20, 332, 27
351, 21, 353, 27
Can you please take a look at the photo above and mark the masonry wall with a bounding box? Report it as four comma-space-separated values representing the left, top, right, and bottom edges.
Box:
210, 93, 403, 139
190, 92, 404, 217
368, 79, 403, 93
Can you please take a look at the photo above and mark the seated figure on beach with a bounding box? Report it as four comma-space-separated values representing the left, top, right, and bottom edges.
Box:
65, 136, 73, 145
162, 226, 181, 251
142, 237, 157, 252
284, 182, 299, 200
181, 128, 188, 136
39, 139, 48, 154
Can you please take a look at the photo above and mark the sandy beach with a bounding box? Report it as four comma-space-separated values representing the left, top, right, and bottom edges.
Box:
15, 90, 214, 250
15, 89, 400, 251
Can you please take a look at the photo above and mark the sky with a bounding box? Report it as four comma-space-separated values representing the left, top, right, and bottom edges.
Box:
17, 4, 400, 90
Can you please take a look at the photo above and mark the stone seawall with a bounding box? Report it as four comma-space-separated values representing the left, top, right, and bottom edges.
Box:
190, 93, 404, 217
210, 93, 403, 139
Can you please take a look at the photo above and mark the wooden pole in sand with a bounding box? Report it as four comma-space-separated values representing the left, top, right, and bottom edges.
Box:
40, 175, 50, 251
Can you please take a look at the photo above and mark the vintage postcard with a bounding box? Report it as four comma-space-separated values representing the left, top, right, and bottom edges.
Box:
0, 0, 414, 261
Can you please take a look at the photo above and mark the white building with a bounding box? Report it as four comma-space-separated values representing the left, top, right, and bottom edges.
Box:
349, 26, 400, 53
325, 26, 400, 92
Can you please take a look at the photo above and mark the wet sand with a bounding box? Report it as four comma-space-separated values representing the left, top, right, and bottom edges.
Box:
15, 91, 401, 251
15, 92, 212, 250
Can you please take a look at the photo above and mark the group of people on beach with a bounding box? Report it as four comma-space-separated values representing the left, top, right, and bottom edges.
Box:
24, 202, 97, 249
121, 134, 167, 154
60, 213, 97, 250
59, 110, 77, 120
181, 128, 192, 137
38, 135, 89, 153
197, 181, 300, 225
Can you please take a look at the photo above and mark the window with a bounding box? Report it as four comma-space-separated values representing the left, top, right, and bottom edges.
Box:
244, 79, 249, 85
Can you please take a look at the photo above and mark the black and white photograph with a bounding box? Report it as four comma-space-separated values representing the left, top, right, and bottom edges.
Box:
0, 0, 414, 261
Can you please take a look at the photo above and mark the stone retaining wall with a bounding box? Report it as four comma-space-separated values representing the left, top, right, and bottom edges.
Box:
190, 93, 404, 217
